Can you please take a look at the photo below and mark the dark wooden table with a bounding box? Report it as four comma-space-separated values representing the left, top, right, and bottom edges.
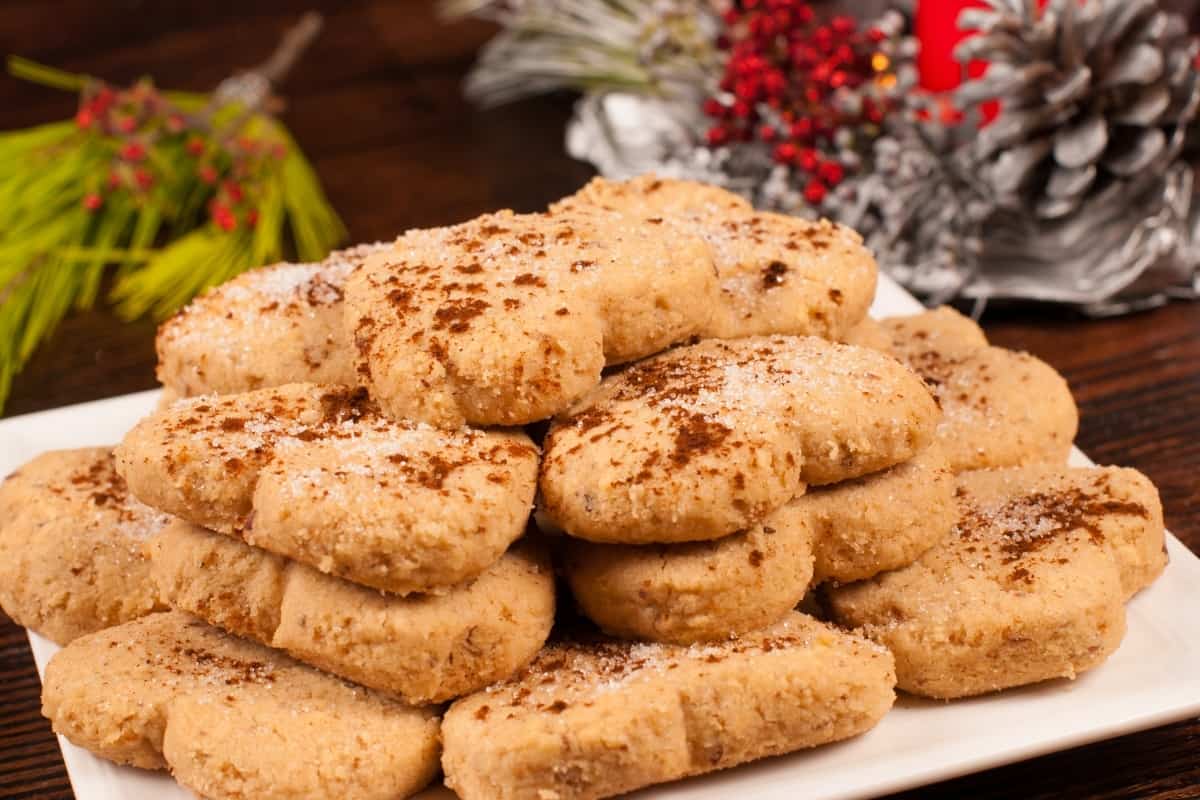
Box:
2, 3, 1198, 798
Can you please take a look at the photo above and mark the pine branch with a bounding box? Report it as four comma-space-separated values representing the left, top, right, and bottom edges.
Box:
0, 16, 343, 413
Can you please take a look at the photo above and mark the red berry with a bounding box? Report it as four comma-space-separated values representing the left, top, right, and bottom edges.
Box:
134, 168, 154, 190
120, 142, 146, 162
93, 87, 116, 112
210, 202, 237, 232
732, 99, 754, 118
762, 70, 787, 97
804, 179, 827, 204
82, 193, 103, 212
831, 15, 856, 35
818, 160, 845, 185
759, 124, 778, 141
166, 114, 186, 133
722, 8, 740, 25
186, 136, 206, 156
246, 209, 259, 228
74, 108, 95, 129
707, 125, 731, 146
830, 70, 849, 89
107, 171, 121, 189
117, 115, 137, 134
773, 142, 798, 164
223, 180, 244, 203
198, 164, 218, 184
797, 147, 819, 172
789, 118, 814, 140
867, 27, 887, 43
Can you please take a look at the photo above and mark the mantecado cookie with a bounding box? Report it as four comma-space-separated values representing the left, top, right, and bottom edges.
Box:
539, 335, 939, 544
858, 307, 1078, 471
346, 209, 716, 427
806, 442, 956, 584
116, 383, 539, 593
156, 243, 389, 399
441, 612, 895, 800
552, 175, 877, 341
562, 503, 815, 643
42, 611, 440, 800
149, 521, 555, 704
0, 448, 168, 644
826, 465, 1166, 698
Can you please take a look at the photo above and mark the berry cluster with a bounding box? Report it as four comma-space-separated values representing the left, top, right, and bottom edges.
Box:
703, 0, 896, 205
75, 80, 283, 233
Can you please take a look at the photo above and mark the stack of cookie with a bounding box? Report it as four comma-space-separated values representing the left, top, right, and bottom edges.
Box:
0, 174, 1169, 800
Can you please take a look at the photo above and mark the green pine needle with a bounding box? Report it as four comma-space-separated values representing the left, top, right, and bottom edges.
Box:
0, 58, 346, 413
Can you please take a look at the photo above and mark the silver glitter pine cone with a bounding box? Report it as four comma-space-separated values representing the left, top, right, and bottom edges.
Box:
955, 0, 1200, 220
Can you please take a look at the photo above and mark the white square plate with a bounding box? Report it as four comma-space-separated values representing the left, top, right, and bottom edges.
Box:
4, 275, 1199, 800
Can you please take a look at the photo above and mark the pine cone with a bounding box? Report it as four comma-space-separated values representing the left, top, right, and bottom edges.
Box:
827, 111, 994, 299
955, 0, 1200, 220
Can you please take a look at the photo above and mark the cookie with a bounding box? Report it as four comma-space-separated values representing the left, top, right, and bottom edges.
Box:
156, 243, 389, 399
825, 466, 1166, 699
42, 612, 440, 800
0, 448, 168, 644
552, 175, 877, 340
562, 503, 815, 643
149, 521, 556, 704
441, 612, 896, 800
116, 383, 539, 594
864, 308, 1077, 471
346, 209, 717, 427
540, 336, 939, 544
807, 442, 956, 584
878, 306, 989, 364
839, 316, 892, 351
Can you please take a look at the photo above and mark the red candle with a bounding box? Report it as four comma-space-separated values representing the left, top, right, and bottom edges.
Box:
916, 0, 985, 92
916, 0, 1009, 122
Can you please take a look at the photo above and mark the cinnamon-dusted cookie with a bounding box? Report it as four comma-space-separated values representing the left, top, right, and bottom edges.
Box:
0, 448, 168, 644
807, 442, 956, 584
441, 613, 895, 800
42, 612, 440, 800
862, 308, 1077, 471
840, 316, 892, 351
149, 521, 555, 704
878, 305, 989, 364
346, 209, 716, 428
540, 336, 939, 544
562, 504, 815, 644
116, 383, 539, 593
825, 466, 1166, 699
157, 243, 389, 399
553, 175, 877, 341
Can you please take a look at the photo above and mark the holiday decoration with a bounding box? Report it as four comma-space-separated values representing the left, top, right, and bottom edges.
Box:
0, 14, 345, 412
451, 0, 1200, 315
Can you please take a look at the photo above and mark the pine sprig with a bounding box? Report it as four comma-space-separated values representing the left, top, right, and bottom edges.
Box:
0, 20, 343, 413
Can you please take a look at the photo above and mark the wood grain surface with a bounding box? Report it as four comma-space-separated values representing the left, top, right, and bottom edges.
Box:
1, 2, 1197, 798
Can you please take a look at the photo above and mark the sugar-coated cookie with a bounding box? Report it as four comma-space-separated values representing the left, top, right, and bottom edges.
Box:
42, 612, 440, 800
807, 442, 956, 584
552, 175, 877, 341
441, 612, 895, 800
878, 306, 989, 364
0, 448, 168, 644
346, 209, 716, 428
860, 308, 1077, 471
116, 383, 539, 593
562, 504, 814, 643
540, 336, 939, 544
149, 521, 555, 704
826, 466, 1166, 698
156, 243, 390, 398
